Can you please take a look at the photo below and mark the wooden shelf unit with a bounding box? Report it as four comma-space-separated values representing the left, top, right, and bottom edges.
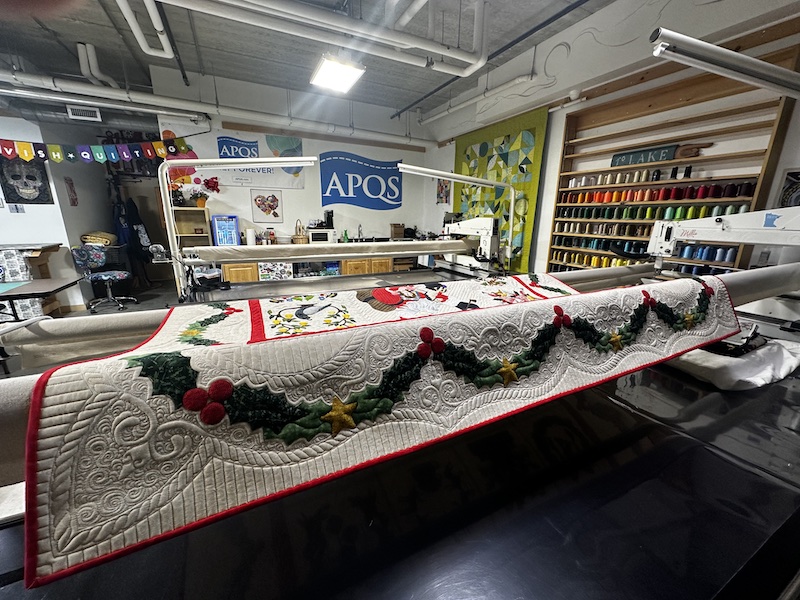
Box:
171, 207, 212, 250
547, 76, 797, 275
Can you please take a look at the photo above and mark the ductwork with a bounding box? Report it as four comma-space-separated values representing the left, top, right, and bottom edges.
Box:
11, 100, 159, 131
0, 69, 434, 147
77, 44, 102, 87
77, 42, 121, 88
137, 0, 487, 78
115, 0, 174, 59
85, 44, 120, 89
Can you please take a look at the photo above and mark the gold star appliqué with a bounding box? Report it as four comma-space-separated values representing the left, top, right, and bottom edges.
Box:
321, 396, 357, 437
609, 332, 623, 351
497, 358, 519, 386
684, 313, 696, 329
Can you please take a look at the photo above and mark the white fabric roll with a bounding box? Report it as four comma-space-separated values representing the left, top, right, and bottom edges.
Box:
246, 228, 256, 245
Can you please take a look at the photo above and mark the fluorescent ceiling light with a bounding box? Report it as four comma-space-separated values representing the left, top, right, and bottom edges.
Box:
651, 27, 800, 100
310, 53, 366, 93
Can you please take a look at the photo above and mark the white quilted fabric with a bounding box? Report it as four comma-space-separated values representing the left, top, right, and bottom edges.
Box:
25, 274, 738, 586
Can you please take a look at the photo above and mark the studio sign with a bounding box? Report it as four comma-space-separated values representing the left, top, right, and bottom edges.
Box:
320, 151, 401, 210
217, 136, 259, 158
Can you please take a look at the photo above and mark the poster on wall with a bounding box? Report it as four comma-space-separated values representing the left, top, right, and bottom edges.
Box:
251, 189, 283, 223
320, 151, 402, 210
0, 157, 53, 204
453, 107, 548, 273
436, 178, 452, 204
160, 123, 306, 190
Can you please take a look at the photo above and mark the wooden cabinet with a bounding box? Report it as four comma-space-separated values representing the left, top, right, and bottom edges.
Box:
222, 263, 260, 283
548, 87, 795, 275
341, 258, 393, 275
369, 258, 393, 274
172, 207, 212, 250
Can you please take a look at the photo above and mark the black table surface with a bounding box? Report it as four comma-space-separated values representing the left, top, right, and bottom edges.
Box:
3, 362, 800, 599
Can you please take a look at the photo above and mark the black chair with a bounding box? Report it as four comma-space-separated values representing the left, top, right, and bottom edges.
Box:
71, 244, 138, 313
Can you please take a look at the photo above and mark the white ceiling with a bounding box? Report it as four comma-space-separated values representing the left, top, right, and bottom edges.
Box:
0, 0, 617, 118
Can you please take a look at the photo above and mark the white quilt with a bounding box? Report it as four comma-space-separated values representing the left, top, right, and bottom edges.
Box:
24, 274, 738, 587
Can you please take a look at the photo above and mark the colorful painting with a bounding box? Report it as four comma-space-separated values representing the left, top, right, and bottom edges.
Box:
251, 189, 283, 222
436, 178, 451, 204
453, 107, 548, 273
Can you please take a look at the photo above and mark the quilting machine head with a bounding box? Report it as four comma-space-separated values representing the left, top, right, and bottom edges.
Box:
647, 206, 800, 338
442, 215, 501, 272
647, 206, 800, 271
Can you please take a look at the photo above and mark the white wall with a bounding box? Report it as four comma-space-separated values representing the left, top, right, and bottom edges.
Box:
37, 123, 114, 248
0, 117, 68, 246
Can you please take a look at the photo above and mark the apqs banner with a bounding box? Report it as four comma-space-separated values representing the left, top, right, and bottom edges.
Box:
160, 122, 306, 189
320, 151, 402, 210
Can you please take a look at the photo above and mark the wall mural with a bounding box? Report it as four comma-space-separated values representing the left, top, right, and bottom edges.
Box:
0, 157, 53, 204
453, 106, 548, 273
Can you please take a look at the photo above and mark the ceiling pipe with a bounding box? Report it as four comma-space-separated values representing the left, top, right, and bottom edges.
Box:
0, 85, 206, 120
115, 0, 174, 59
0, 70, 434, 147
427, 0, 436, 38
160, 0, 484, 77
76, 44, 103, 87
421, 54, 536, 125
85, 44, 120, 88
188, 0, 483, 67
395, 0, 429, 29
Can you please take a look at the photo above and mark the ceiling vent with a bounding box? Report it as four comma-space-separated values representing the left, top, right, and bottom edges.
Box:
66, 105, 102, 122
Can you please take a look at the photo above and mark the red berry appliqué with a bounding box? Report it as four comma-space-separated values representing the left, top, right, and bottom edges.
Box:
417, 327, 445, 358
182, 378, 233, 426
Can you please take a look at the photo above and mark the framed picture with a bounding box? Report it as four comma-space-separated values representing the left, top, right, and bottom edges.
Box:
0, 157, 53, 204
777, 168, 800, 207
211, 215, 240, 246
251, 189, 283, 223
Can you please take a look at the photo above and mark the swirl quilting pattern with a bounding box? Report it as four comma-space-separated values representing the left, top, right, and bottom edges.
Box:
25, 274, 738, 587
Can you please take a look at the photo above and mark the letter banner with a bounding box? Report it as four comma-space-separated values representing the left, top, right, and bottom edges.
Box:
16, 142, 35, 162
1, 139, 18, 159
90, 145, 107, 164
164, 139, 179, 155
117, 144, 132, 162
152, 141, 168, 158
141, 142, 156, 159
77, 145, 94, 164
47, 145, 64, 163
103, 145, 120, 163
33, 143, 48, 160
175, 138, 188, 154
62, 145, 78, 162
320, 151, 402, 211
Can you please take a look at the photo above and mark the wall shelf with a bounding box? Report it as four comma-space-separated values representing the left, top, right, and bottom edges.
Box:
547, 83, 796, 275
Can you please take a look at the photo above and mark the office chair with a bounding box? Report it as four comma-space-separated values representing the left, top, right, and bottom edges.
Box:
71, 244, 138, 313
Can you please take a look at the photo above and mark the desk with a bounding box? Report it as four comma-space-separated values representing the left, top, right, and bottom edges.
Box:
0, 277, 83, 321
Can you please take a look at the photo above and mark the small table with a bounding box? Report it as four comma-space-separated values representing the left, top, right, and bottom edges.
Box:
0, 277, 83, 322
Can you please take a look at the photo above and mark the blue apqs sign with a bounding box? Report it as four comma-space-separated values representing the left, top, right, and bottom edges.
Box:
217, 136, 259, 158
320, 151, 402, 210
